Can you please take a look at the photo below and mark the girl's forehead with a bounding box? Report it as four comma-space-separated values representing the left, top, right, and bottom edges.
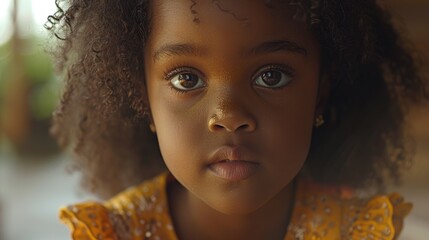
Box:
152, 0, 301, 29
147, 0, 317, 58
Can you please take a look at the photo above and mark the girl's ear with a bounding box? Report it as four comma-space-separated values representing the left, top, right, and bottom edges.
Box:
143, 107, 156, 133
140, 79, 157, 133
315, 72, 331, 117
143, 104, 156, 133
149, 123, 156, 133
144, 101, 156, 133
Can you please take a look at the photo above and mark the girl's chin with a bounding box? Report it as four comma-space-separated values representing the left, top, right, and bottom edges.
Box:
197, 190, 271, 216
204, 201, 264, 216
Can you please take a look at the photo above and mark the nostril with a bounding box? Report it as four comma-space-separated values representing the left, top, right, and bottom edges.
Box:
212, 124, 226, 131
236, 123, 250, 132
208, 113, 257, 133
209, 121, 255, 133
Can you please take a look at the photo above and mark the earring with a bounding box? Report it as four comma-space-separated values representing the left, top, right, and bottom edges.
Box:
149, 124, 156, 133
143, 106, 156, 133
314, 114, 325, 128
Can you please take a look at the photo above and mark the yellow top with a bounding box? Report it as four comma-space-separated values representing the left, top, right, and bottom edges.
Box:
59, 172, 412, 240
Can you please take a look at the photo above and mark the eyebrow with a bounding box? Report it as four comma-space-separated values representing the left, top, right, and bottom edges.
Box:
152, 40, 307, 62
245, 40, 308, 57
153, 44, 206, 62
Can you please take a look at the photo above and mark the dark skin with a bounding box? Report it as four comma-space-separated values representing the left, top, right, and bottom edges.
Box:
144, 0, 329, 239
48, 0, 428, 217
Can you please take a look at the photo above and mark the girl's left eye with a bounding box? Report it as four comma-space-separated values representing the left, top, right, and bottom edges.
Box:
254, 68, 293, 88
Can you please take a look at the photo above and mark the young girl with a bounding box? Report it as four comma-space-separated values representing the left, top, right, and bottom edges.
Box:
47, 0, 428, 239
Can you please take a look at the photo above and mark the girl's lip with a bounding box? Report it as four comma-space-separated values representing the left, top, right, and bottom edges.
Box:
208, 161, 259, 181
207, 145, 260, 181
207, 145, 257, 165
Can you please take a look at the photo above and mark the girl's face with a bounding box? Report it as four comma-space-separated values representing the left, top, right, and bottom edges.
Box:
145, 0, 321, 215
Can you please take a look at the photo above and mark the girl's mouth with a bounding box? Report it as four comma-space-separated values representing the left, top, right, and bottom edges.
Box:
207, 145, 260, 181
208, 160, 259, 181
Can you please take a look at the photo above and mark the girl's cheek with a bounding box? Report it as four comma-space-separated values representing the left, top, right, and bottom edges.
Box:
150, 89, 207, 140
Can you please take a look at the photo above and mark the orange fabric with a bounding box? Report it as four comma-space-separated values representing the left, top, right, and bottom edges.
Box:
59, 172, 412, 240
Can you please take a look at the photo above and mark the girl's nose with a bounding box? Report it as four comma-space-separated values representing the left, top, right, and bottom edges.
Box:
207, 98, 257, 133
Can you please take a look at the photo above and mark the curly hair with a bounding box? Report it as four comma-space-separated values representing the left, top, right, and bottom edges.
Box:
46, 0, 428, 199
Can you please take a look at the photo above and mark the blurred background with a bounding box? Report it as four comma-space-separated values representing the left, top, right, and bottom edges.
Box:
0, 0, 428, 239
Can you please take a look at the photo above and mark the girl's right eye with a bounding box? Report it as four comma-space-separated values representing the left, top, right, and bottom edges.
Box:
168, 70, 206, 91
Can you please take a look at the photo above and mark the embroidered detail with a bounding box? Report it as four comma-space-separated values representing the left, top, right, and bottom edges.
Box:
59, 173, 411, 240
345, 196, 395, 240
60, 203, 117, 240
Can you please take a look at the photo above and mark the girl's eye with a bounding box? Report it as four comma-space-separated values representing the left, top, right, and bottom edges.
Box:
254, 67, 293, 89
170, 72, 205, 91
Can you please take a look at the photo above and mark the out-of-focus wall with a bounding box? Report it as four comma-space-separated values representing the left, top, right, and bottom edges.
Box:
387, 0, 429, 183
384, 1, 429, 238
388, 0, 429, 59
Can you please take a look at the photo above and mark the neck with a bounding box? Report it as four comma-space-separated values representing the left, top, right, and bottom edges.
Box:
168, 179, 296, 240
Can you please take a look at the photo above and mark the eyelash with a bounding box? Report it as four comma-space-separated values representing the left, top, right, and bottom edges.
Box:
253, 64, 295, 90
163, 65, 203, 80
163, 65, 205, 94
162, 64, 296, 93
257, 64, 295, 77
167, 83, 190, 95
